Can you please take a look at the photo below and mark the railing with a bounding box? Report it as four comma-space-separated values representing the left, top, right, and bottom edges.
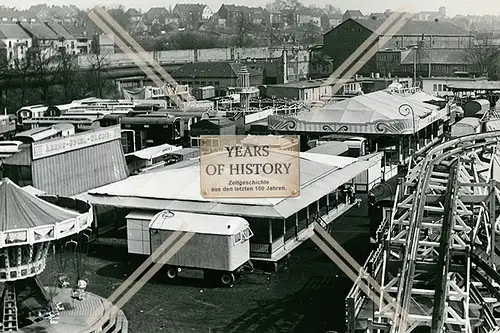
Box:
345, 243, 385, 333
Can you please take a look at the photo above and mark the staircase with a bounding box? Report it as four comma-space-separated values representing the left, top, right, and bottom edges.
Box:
2, 284, 18, 332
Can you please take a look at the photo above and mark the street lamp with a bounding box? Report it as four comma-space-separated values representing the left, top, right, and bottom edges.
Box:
399, 103, 417, 154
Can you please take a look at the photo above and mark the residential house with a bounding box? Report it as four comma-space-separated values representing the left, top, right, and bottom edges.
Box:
321, 13, 342, 31
296, 7, 322, 27
27, 4, 52, 21
45, 21, 77, 55
0, 8, 36, 23
216, 4, 270, 28
0, 24, 32, 65
173, 3, 212, 29
323, 18, 474, 75
143, 7, 169, 25
269, 11, 285, 28
126, 8, 142, 22
342, 10, 364, 21
143, 7, 179, 33
18, 22, 62, 57
60, 22, 96, 54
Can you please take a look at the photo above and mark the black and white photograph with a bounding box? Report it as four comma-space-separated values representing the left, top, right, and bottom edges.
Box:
0, 0, 500, 332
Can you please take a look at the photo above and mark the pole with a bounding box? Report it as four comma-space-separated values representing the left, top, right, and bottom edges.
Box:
428, 36, 432, 77
413, 48, 417, 86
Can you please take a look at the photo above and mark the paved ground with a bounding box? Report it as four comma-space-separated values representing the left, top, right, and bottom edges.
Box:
39, 216, 371, 333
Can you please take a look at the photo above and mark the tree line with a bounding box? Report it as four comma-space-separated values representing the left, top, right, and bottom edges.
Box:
0, 47, 116, 113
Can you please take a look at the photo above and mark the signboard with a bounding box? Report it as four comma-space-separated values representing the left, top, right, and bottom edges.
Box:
32, 125, 121, 160
200, 135, 300, 199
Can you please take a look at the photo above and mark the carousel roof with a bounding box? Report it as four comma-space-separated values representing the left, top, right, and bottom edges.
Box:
299, 90, 439, 123
0, 178, 79, 232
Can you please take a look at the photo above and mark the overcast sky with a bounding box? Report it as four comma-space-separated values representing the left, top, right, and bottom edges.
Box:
3, 0, 500, 17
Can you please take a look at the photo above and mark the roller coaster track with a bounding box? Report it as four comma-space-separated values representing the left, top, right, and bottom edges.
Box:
346, 131, 500, 333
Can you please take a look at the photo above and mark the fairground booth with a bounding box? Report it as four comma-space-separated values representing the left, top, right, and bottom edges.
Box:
75, 150, 381, 266
268, 89, 458, 182
1, 125, 128, 196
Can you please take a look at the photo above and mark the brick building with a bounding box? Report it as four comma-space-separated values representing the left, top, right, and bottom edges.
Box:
323, 17, 474, 75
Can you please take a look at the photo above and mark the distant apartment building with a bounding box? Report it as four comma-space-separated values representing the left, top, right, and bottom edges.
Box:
216, 5, 270, 28
60, 22, 96, 54
18, 22, 65, 57
27, 4, 80, 23
321, 13, 342, 31
44, 21, 77, 55
295, 8, 322, 27
0, 24, 32, 65
0, 8, 36, 23
173, 3, 212, 29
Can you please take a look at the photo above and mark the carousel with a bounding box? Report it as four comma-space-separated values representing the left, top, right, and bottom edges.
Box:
0, 178, 128, 332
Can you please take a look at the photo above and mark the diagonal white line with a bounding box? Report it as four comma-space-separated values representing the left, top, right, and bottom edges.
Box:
88, 10, 186, 109
314, 223, 412, 328
85, 222, 190, 327
322, 9, 409, 87
92, 6, 192, 106
89, 231, 196, 330
311, 234, 386, 307
326, 12, 414, 97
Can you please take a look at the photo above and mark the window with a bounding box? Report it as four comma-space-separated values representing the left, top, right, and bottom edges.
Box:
8, 41, 11, 48
234, 232, 242, 244
438, 84, 442, 91
433, 84, 437, 91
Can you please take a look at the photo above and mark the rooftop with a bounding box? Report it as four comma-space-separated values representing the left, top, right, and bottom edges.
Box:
76, 153, 372, 219
348, 18, 470, 36
0, 23, 30, 39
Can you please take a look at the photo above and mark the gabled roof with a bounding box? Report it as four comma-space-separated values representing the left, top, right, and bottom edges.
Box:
45, 21, 74, 40
19, 22, 60, 40
0, 24, 30, 39
0, 178, 79, 232
344, 10, 364, 17
352, 18, 470, 36
221, 4, 265, 13
174, 3, 207, 12
126, 8, 141, 16
60, 22, 97, 38
144, 7, 169, 17
0, 9, 36, 21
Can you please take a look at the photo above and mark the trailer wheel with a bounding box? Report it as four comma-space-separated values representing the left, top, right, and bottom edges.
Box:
166, 267, 178, 279
220, 273, 235, 286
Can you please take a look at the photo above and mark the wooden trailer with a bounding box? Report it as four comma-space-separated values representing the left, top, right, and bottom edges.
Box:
126, 210, 253, 286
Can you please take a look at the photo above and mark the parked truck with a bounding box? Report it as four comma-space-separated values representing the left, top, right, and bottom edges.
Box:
127, 210, 253, 286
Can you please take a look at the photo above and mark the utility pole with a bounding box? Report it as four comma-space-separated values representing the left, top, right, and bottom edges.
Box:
428, 36, 432, 77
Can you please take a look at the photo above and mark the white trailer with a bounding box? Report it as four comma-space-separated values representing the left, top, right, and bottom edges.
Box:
126, 210, 253, 286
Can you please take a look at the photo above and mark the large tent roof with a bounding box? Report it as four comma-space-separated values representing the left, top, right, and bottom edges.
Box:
0, 178, 79, 232
298, 90, 439, 123
80, 154, 374, 218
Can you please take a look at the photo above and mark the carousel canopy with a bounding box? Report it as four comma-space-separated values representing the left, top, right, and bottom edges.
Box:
0, 178, 79, 232
299, 90, 438, 123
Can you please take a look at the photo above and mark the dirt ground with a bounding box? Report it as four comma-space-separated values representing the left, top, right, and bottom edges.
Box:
39, 217, 371, 333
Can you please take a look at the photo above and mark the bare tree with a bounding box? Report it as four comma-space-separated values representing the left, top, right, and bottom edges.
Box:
463, 41, 500, 79
324, 4, 342, 15
30, 47, 60, 104
86, 52, 111, 98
